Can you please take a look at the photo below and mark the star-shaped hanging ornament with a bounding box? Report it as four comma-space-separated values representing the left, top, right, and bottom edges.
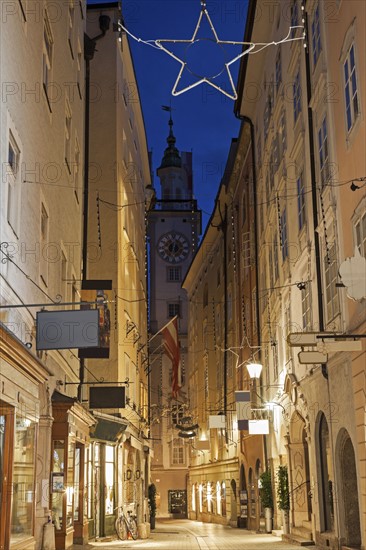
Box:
119, 1, 305, 100
154, 1, 304, 100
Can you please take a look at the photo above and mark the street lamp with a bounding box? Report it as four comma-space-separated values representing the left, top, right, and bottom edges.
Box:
246, 362, 263, 409
246, 362, 263, 379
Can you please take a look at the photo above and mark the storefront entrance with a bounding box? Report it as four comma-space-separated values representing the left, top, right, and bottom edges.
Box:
51, 391, 95, 549
168, 490, 187, 517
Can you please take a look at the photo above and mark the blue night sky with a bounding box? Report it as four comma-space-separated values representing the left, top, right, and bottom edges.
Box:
89, 0, 248, 229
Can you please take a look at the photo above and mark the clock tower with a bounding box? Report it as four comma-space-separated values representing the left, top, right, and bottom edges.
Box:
148, 115, 201, 518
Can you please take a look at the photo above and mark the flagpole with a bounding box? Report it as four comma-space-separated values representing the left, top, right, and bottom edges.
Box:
148, 315, 178, 343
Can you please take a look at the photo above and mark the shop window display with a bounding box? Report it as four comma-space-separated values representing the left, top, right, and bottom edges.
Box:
10, 415, 36, 543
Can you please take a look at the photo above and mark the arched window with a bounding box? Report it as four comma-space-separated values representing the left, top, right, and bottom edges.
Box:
203, 283, 208, 308
249, 468, 255, 516
216, 481, 221, 515
318, 413, 334, 531
191, 484, 196, 512
221, 482, 226, 516
198, 484, 203, 513
206, 482, 212, 513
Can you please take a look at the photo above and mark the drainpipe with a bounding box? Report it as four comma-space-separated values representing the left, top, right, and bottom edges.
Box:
78, 15, 110, 402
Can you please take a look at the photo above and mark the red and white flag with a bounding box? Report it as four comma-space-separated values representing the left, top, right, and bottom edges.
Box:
161, 316, 181, 399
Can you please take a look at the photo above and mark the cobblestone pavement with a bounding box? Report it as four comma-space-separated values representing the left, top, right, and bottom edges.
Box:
71, 519, 317, 550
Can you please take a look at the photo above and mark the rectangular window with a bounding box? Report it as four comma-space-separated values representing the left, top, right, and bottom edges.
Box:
273, 234, 279, 282
273, 135, 279, 173
105, 445, 114, 515
10, 415, 36, 544
297, 174, 306, 230
8, 133, 19, 174
167, 267, 181, 282
280, 110, 287, 155
18, 0, 27, 20
252, 288, 257, 335
74, 137, 80, 202
280, 208, 288, 261
43, 12, 53, 109
65, 101, 72, 172
264, 94, 272, 139
61, 251, 68, 302
124, 353, 130, 399
324, 242, 340, 322
275, 47, 282, 92
318, 117, 330, 186
172, 443, 184, 465
168, 303, 180, 318
293, 70, 302, 122
242, 191, 247, 225
76, 41, 82, 99
7, 132, 21, 235
204, 363, 209, 400
344, 44, 360, 132
269, 247, 274, 289
257, 135, 262, 166
311, 5, 322, 66
302, 284, 312, 329
272, 344, 279, 381
354, 209, 366, 257
68, 1, 75, 58
291, 1, 298, 36
40, 203, 49, 285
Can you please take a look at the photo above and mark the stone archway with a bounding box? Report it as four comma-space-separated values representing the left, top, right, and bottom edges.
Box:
337, 430, 361, 548
288, 411, 312, 527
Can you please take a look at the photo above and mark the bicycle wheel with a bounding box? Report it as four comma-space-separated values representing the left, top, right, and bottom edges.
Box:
128, 518, 138, 540
115, 516, 127, 540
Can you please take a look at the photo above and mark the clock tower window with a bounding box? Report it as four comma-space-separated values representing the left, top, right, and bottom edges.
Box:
168, 303, 180, 318
167, 267, 182, 282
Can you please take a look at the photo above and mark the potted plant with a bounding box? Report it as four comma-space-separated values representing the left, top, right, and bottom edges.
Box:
277, 465, 290, 534
259, 470, 273, 533
148, 483, 157, 530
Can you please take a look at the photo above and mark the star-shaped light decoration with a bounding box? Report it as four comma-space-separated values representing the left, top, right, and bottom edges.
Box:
154, 1, 305, 100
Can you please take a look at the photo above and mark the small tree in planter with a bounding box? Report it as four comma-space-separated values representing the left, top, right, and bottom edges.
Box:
277, 465, 290, 534
259, 470, 273, 533
148, 483, 157, 530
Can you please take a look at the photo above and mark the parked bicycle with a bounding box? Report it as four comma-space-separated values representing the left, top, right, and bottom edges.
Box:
114, 506, 138, 540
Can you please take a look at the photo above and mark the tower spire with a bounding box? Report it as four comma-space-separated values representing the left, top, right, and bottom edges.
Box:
159, 106, 182, 169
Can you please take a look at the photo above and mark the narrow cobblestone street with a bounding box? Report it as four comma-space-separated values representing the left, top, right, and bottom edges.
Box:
71, 519, 316, 550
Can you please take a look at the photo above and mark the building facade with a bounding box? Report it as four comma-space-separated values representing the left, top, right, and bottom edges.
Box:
234, 0, 365, 548
1, 2, 88, 548
148, 117, 201, 518
182, 124, 266, 530
0, 1, 152, 548
82, 1, 152, 542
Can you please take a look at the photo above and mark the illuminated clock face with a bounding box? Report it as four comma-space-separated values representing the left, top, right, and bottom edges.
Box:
157, 232, 190, 263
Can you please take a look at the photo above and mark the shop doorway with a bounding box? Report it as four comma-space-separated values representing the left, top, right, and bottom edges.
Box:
338, 431, 361, 548
168, 490, 187, 517
289, 412, 312, 526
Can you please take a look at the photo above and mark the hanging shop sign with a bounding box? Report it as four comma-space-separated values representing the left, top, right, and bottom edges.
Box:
78, 279, 112, 358
235, 391, 251, 431
248, 419, 269, 435
36, 309, 99, 350
208, 415, 226, 429
89, 386, 125, 409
